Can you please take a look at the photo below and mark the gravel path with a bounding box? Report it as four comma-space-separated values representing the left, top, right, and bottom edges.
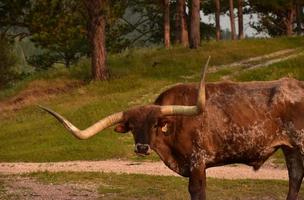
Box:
0, 160, 288, 180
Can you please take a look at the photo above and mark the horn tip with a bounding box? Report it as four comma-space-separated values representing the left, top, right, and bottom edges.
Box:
37, 104, 44, 109
37, 104, 50, 112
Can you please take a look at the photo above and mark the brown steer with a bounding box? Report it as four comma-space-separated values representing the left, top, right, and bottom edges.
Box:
40, 58, 304, 200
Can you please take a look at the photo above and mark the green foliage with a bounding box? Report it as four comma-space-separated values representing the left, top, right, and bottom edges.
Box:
0, 0, 31, 40
0, 38, 20, 88
28, 0, 89, 68
123, 0, 162, 46
202, 0, 241, 15
106, 0, 132, 52
26, 53, 59, 70
1, 0, 135, 71
200, 22, 216, 40
249, 0, 303, 36
25, 0, 137, 69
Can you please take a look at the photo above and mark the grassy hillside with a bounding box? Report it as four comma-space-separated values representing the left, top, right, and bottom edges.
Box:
1, 37, 304, 162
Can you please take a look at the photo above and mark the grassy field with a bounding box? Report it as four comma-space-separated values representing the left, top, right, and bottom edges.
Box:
4, 171, 297, 200
1, 37, 304, 162
235, 54, 304, 81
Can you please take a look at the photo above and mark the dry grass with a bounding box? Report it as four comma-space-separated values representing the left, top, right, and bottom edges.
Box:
0, 79, 82, 115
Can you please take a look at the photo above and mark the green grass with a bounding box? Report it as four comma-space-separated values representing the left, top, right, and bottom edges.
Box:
0, 77, 167, 162
26, 171, 303, 200
234, 53, 304, 81
1, 36, 304, 101
1, 37, 304, 162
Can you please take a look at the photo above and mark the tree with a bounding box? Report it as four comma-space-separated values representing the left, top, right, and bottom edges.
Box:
296, 0, 303, 35
84, 0, 109, 80
175, 0, 189, 47
0, 38, 19, 88
123, 0, 163, 47
229, 0, 236, 40
28, 0, 88, 68
0, 0, 31, 40
163, 0, 171, 48
238, 0, 244, 39
202, 0, 240, 40
214, 0, 221, 40
249, 0, 299, 36
190, 0, 201, 48
286, 4, 296, 36
1, 0, 130, 77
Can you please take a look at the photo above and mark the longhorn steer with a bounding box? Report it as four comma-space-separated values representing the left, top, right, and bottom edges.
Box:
40, 58, 304, 200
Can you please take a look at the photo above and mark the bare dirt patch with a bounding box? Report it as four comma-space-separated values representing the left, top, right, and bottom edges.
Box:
0, 79, 83, 114
1, 176, 98, 200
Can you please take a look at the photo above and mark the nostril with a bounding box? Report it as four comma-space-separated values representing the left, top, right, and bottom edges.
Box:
135, 144, 150, 154
139, 145, 148, 152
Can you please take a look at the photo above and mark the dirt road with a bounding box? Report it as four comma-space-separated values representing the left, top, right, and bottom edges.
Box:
0, 160, 288, 180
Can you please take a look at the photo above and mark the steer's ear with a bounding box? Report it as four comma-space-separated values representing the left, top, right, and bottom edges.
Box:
114, 123, 130, 133
157, 118, 174, 135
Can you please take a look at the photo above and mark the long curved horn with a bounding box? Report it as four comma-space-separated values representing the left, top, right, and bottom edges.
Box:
39, 105, 123, 139
160, 56, 210, 116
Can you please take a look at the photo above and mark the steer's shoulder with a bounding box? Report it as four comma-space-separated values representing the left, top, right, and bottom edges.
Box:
154, 83, 198, 105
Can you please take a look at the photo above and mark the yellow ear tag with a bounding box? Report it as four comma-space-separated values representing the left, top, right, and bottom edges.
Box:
161, 124, 168, 133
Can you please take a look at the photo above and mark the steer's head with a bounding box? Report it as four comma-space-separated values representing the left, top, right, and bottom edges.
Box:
39, 57, 210, 156
114, 105, 162, 155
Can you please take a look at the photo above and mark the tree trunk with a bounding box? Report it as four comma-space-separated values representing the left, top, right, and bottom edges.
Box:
285, 6, 296, 36
190, 0, 200, 48
84, 0, 109, 80
175, 0, 189, 47
163, 0, 170, 48
229, 0, 236, 40
237, 0, 244, 39
65, 59, 71, 68
215, 0, 221, 41
296, 2, 302, 35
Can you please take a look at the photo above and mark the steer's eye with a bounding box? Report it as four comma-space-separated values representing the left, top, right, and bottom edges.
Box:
128, 124, 134, 131
153, 123, 158, 128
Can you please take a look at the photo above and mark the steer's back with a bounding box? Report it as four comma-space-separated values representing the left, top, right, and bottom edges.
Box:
154, 77, 304, 168
155, 77, 304, 117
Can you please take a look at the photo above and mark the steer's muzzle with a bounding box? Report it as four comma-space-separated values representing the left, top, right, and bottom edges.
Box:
134, 143, 151, 156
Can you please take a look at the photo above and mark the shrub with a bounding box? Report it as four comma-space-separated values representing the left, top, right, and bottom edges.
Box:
26, 52, 59, 70
0, 39, 19, 88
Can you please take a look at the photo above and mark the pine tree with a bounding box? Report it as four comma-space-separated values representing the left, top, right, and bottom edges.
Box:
163, 0, 171, 48
84, 0, 109, 80
229, 0, 236, 40
238, 0, 244, 39
190, 0, 201, 48
175, 0, 189, 47
215, 0, 221, 40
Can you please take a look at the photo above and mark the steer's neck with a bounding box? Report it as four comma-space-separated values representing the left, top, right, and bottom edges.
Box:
152, 144, 190, 177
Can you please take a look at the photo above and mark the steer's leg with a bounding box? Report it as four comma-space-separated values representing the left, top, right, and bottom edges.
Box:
283, 147, 304, 200
188, 166, 206, 200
